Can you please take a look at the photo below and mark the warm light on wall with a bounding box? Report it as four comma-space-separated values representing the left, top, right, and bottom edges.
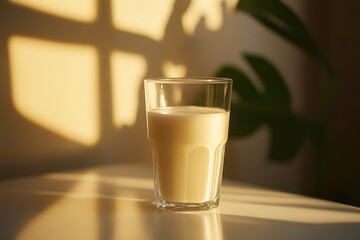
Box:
9, 0, 97, 22
111, 51, 146, 128
5, 0, 237, 149
111, 0, 175, 41
162, 60, 187, 77
182, 0, 237, 35
8, 35, 100, 146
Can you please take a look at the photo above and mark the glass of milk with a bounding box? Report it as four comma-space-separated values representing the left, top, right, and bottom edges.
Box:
144, 77, 232, 211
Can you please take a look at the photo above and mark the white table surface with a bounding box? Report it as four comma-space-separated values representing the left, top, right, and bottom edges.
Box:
1, 163, 360, 240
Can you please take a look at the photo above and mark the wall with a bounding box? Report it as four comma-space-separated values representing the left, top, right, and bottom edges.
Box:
0, 0, 321, 197
303, 0, 360, 206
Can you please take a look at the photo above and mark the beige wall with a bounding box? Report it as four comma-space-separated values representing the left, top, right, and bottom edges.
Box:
0, 0, 310, 189
1, 0, 358, 205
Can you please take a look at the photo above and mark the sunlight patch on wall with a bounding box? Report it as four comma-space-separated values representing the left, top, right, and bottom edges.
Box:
111, 51, 146, 128
182, 0, 237, 35
8, 35, 100, 146
111, 0, 175, 41
162, 60, 187, 77
9, 0, 97, 22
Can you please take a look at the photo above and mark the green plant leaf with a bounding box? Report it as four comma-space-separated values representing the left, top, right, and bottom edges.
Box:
215, 65, 262, 136
215, 64, 261, 101
236, 0, 336, 80
244, 53, 291, 109
266, 114, 313, 161
216, 53, 316, 162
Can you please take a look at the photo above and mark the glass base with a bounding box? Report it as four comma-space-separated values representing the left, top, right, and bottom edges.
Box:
156, 195, 220, 211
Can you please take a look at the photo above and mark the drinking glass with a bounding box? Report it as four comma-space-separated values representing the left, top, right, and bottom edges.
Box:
144, 77, 232, 211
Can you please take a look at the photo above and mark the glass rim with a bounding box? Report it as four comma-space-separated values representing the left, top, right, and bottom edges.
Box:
144, 77, 232, 84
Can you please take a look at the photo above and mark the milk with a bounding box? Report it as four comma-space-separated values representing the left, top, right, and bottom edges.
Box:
147, 106, 229, 203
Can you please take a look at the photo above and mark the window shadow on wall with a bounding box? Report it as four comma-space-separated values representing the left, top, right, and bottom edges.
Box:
0, 0, 188, 178
0, 0, 241, 239
0, 0, 240, 178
